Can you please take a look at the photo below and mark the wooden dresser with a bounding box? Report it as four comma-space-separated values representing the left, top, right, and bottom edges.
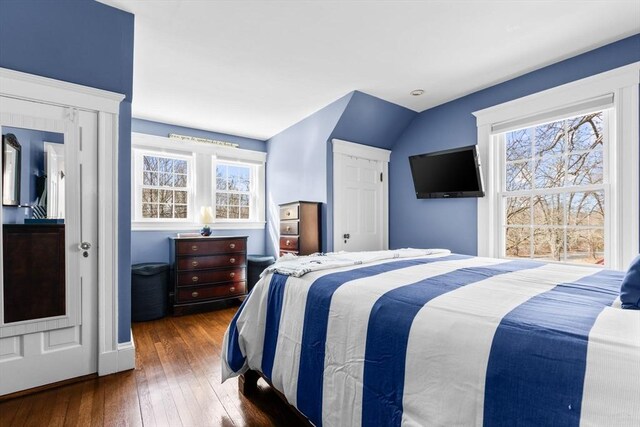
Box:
279, 201, 321, 256
169, 235, 247, 315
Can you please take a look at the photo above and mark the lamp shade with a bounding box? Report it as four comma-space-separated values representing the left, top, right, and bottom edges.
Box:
200, 206, 214, 224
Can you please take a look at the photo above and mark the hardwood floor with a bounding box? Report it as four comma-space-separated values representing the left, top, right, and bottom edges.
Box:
0, 305, 305, 426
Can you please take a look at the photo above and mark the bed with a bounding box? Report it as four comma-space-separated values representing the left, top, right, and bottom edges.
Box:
221, 249, 640, 426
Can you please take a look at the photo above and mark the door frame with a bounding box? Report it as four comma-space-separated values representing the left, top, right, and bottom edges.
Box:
0, 68, 129, 376
332, 138, 390, 252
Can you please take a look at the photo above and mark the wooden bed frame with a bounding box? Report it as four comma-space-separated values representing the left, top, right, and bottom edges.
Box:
239, 369, 313, 426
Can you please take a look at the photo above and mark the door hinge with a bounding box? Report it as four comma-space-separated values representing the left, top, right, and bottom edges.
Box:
380, 172, 383, 182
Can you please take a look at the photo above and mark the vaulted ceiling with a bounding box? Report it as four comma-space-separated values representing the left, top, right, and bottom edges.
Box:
98, 1, 639, 140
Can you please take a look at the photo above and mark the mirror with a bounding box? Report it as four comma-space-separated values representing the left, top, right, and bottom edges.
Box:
2, 133, 21, 206
2, 127, 66, 324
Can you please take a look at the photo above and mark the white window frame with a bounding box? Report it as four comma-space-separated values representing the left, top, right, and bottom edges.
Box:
132, 148, 195, 223
131, 132, 266, 231
473, 62, 639, 270
498, 111, 609, 265
213, 158, 263, 223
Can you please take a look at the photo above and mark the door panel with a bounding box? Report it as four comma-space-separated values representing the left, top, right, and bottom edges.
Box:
335, 151, 387, 252
0, 97, 97, 395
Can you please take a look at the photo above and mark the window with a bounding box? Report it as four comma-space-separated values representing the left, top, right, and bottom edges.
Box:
215, 162, 252, 220
131, 132, 266, 230
502, 111, 606, 265
134, 151, 193, 221
473, 63, 639, 270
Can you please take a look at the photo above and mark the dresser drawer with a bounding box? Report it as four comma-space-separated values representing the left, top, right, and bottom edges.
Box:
280, 204, 299, 220
177, 267, 245, 287
279, 236, 299, 251
177, 254, 245, 270
176, 238, 245, 255
280, 221, 299, 235
176, 282, 246, 303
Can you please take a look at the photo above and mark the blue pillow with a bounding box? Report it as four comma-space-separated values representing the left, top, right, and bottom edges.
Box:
621, 255, 640, 309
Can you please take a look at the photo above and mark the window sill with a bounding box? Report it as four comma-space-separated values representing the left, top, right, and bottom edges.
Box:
131, 221, 266, 232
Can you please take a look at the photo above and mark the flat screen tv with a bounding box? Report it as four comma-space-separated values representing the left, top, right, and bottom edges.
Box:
409, 145, 485, 199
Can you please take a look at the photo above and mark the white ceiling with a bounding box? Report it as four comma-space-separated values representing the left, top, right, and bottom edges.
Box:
99, 1, 639, 141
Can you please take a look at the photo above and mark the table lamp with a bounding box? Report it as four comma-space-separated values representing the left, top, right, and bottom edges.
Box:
200, 206, 214, 236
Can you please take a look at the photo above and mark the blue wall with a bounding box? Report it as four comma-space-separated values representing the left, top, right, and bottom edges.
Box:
326, 92, 416, 250
0, 0, 135, 343
389, 34, 640, 255
131, 118, 268, 263
331, 91, 417, 150
265, 93, 353, 256
265, 90, 417, 255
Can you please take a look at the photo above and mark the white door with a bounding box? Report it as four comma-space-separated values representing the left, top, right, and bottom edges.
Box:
333, 139, 390, 252
0, 96, 98, 396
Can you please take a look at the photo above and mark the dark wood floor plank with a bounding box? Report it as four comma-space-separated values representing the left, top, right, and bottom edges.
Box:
48, 386, 72, 427
169, 313, 241, 426
135, 320, 182, 427
0, 394, 21, 426
61, 382, 85, 427
88, 379, 105, 427
104, 369, 144, 427
23, 389, 57, 427
0, 306, 305, 427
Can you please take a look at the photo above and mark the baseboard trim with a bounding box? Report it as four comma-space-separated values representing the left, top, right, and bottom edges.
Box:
98, 330, 136, 375
0, 373, 97, 402
117, 337, 136, 371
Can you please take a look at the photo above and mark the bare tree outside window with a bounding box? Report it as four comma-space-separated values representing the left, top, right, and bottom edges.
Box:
215, 163, 251, 220
504, 112, 605, 265
141, 154, 189, 219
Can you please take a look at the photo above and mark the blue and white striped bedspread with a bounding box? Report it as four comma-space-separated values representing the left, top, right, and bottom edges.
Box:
221, 252, 640, 426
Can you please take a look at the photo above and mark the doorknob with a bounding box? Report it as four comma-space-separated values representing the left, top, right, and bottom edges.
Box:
79, 242, 92, 258
343, 233, 350, 244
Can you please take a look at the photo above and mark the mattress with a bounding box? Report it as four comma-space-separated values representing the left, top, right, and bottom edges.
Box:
222, 250, 640, 426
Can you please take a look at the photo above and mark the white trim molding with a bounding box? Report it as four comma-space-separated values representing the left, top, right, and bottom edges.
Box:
100, 334, 136, 375
332, 138, 391, 162
473, 62, 639, 270
0, 68, 122, 114
0, 67, 126, 376
132, 221, 266, 232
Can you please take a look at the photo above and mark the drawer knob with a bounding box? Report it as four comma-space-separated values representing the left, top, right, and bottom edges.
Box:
229, 243, 236, 249
285, 240, 291, 246
286, 226, 291, 231
191, 261, 199, 267
230, 272, 236, 278
191, 291, 199, 298
230, 257, 236, 264
191, 245, 198, 251
230, 287, 235, 292
192, 276, 199, 282
286, 211, 291, 216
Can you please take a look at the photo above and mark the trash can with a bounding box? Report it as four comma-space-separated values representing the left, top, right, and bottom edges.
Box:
247, 255, 275, 293
131, 263, 169, 321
